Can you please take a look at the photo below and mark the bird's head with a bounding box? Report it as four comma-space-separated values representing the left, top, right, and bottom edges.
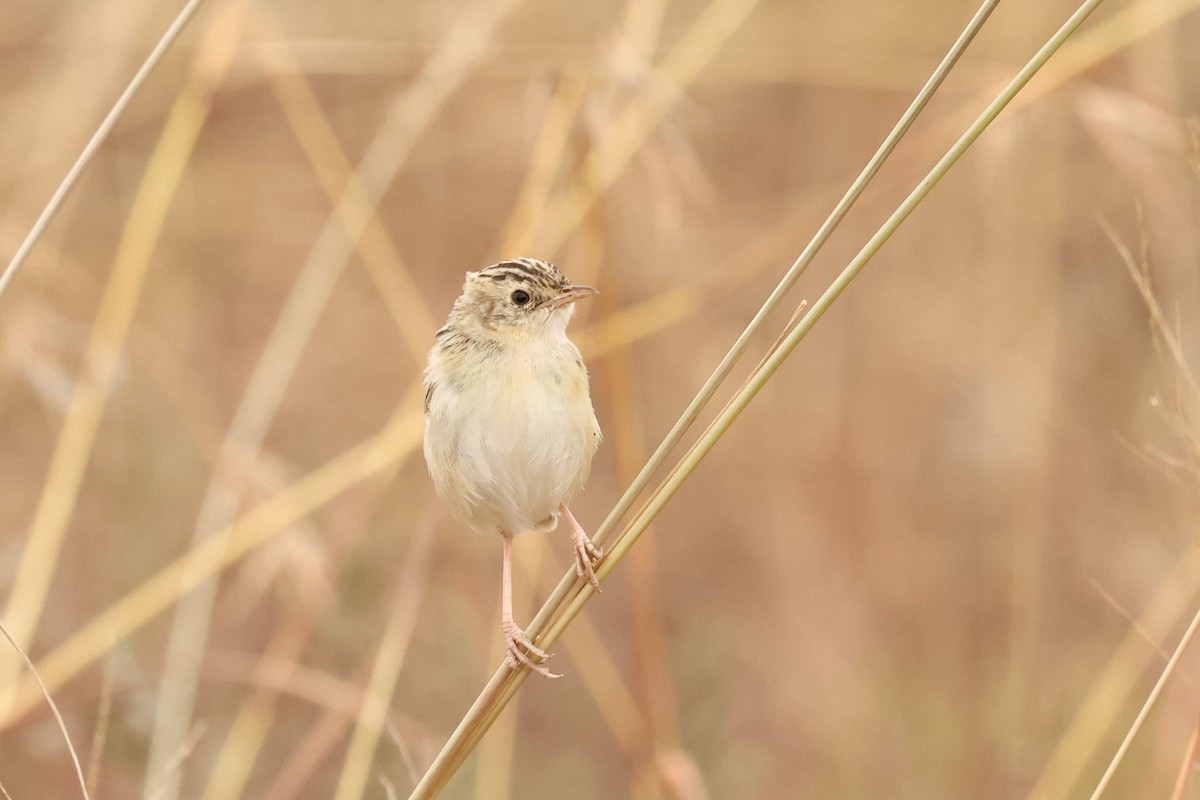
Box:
451, 258, 597, 342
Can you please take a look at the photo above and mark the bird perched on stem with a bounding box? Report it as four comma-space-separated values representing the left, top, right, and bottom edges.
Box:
423, 258, 602, 678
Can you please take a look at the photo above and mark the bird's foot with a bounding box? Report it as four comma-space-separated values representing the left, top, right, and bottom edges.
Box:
571, 527, 603, 591
503, 619, 560, 679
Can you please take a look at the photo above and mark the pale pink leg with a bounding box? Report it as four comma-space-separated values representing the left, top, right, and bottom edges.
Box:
560, 504, 602, 591
501, 530, 560, 679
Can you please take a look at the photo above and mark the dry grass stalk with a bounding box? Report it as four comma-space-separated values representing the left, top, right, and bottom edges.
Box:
0, 618, 90, 800
0, 0, 209, 300
1088, 604, 1200, 798
1027, 553, 1200, 799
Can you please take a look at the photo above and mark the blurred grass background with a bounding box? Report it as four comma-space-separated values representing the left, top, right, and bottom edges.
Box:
1, 0, 1199, 798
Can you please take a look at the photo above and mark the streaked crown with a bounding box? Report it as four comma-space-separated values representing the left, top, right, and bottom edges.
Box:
475, 257, 568, 293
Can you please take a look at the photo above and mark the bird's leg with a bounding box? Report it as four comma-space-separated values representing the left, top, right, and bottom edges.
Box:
560, 504, 602, 591
501, 530, 560, 679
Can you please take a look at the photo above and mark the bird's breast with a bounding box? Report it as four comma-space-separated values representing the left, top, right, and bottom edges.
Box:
424, 337, 599, 535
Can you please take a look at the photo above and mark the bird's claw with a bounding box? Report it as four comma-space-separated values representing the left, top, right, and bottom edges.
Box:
572, 532, 603, 592
503, 620, 560, 679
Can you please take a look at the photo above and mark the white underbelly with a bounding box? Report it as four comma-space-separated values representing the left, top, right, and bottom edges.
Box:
424, 356, 599, 536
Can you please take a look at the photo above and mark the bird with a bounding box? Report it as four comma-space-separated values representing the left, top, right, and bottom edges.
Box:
423, 258, 603, 678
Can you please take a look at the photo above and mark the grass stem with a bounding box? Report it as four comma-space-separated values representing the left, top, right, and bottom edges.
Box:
0, 0, 208, 303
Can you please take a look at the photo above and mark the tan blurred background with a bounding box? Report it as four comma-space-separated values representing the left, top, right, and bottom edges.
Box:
1, 0, 1199, 798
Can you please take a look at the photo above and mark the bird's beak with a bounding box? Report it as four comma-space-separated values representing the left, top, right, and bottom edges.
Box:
545, 283, 598, 309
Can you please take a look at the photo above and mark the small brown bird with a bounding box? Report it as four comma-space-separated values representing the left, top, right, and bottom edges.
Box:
423, 258, 602, 677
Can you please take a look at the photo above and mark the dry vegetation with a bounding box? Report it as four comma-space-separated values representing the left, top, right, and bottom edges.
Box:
1, 0, 1199, 798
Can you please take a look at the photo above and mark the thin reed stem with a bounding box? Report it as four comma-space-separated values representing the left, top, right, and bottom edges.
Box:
1026, 554, 1200, 800
0, 619, 90, 800
0, 0, 208, 302
592, 0, 1000, 566
1089, 602, 1200, 799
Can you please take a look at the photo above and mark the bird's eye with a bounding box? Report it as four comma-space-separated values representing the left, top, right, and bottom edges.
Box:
511, 289, 531, 306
